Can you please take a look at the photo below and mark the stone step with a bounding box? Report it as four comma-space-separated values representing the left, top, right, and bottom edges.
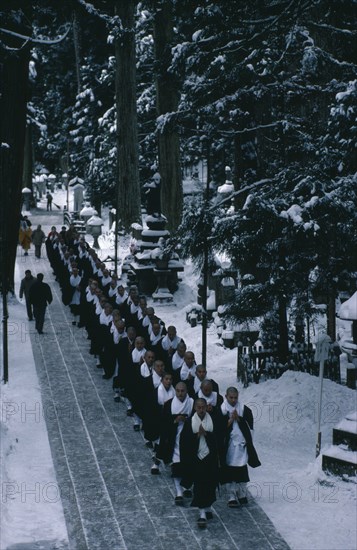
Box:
141, 229, 170, 242
333, 428, 357, 451
322, 445, 357, 477
135, 240, 159, 250
333, 414, 357, 451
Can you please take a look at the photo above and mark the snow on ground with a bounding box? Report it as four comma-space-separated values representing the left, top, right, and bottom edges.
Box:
1, 189, 356, 549
0, 286, 69, 546
241, 373, 356, 550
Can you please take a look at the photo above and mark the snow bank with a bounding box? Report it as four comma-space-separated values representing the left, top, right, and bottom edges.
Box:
242, 370, 356, 442
236, 371, 357, 550
0, 284, 69, 548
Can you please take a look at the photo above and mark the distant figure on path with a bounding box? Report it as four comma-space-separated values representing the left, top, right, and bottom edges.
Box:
19, 269, 36, 320
23, 215, 32, 227
31, 224, 46, 259
46, 192, 53, 211
19, 216, 32, 256
29, 273, 53, 334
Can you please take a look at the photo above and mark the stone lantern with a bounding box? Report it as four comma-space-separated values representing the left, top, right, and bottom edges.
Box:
38, 174, 47, 197
21, 187, 32, 211
62, 173, 69, 210
80, 204, 97, 226
32, 176, 38, 202
48, 173, 56, 192
69, 178, 85, 212
337, 291, 357, 387
62, 173, 68, 189
338, 291, 357, 343
217, 166, 234, 195
72, 184, 85, 212
87, 214, 104, 249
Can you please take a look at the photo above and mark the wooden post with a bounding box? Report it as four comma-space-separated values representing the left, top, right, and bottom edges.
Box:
201, 140, 211, 368
315, 333, 331, 457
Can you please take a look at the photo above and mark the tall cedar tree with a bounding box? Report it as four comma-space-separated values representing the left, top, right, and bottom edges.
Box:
152, 0, 182, 231
114, 0, 141, 229
174, 0, 357, 353
0, 3, 31, 292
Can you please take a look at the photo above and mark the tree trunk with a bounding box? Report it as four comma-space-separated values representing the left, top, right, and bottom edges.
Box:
0, 15, 30, 292
22, 124, 33, 194
153, 1, 182, 232
72, 8, 82, 94
115, 0, 141, 231
278, 295, 289, 361
277, 245, 289, 361
327, 289, 336, 341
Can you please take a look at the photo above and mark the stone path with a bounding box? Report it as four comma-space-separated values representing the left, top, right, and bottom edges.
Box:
20, 210, 290, 550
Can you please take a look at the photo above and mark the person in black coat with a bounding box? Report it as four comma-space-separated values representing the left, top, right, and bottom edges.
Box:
113, 326, 137, 402
100, 309, 120, 380
186, 364, 219, 398
28, 273, 53, 334
167, 341, 187, 385
140, 359, 166, 447
129, 348, 154, 431
196, 380, 223, 425
160, 325, 183, 367
180, 398, 220, 529
156, 382, 194, 505
19, 269, 36, 320
45, 227, 59, 270
147, 321, 165, 360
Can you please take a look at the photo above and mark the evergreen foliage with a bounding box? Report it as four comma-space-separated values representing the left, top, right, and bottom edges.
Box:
1, 0, 356, 347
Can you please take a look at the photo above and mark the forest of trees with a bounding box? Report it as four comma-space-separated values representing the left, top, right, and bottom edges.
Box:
1, 0, 356, 356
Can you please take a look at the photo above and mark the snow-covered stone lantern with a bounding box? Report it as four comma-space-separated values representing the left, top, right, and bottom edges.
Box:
217, 165, 234, 203
62, 173, 69, 209
80, 204, 97, 225
69, 177, 85, 212
87, 214, 104, 249
48, 173, 56, 192
338, 291, 357, 344
32, 175, 39, 202
337, 291, 357, 387
37, 174, 47, 197
21, 187, 32, 211
221, 276, 236, 303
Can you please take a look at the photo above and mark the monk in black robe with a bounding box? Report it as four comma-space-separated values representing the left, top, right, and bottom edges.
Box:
180, 398, 220, 529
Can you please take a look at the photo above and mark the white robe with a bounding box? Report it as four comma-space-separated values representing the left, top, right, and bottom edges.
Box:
171, 396, 194, 463
161, 334, 181, 351
69, 274, 81, 305
221, 399, 249, 467
171, 352, 185, 372
157, 383, 175, 406
180, 361, 197, 380
132, 348, 146, 364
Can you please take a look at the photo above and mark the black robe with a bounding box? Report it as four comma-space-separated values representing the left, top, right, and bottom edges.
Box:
186, 376, 220, 399
157, 399, 192, 465
113, 337, 135, 392
141, 376, 163, 443
100, 322, 117, 378
180, 416, 220, 508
